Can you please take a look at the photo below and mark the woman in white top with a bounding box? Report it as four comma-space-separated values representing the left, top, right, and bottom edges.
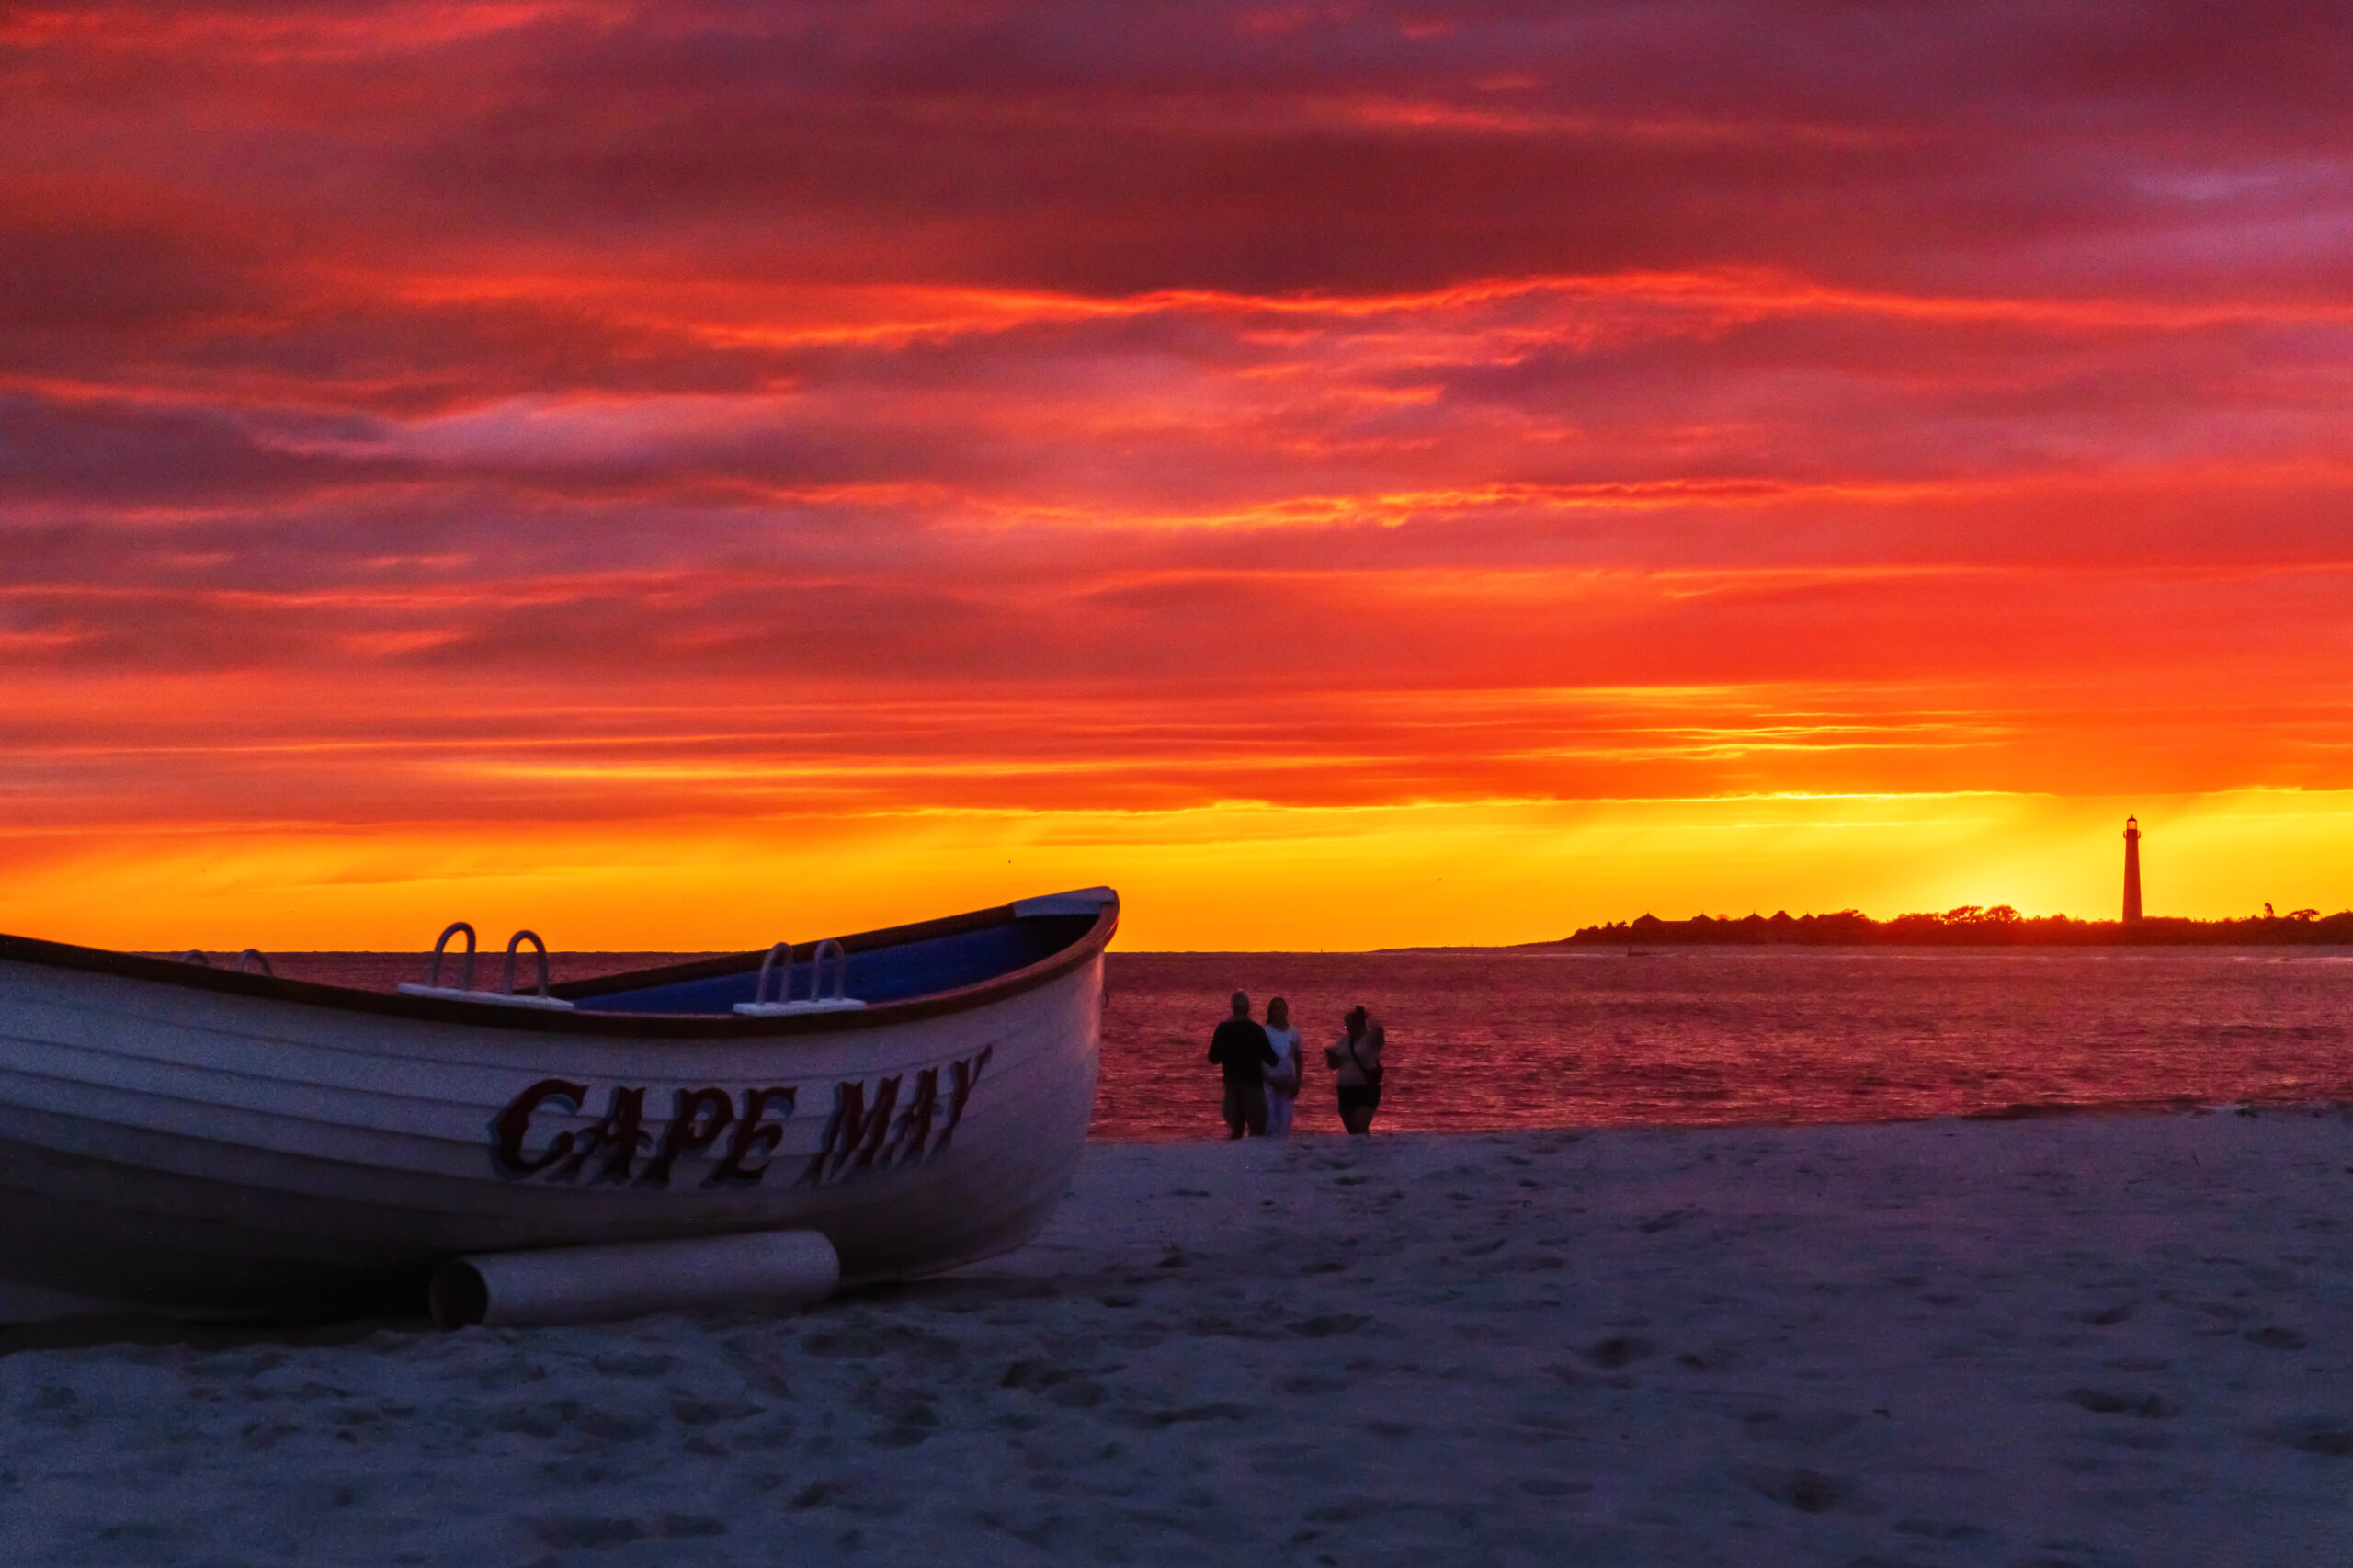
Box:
1262, 996, 1302, 1138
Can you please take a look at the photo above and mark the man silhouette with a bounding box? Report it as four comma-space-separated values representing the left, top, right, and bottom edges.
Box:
1207, 989, 1279, 1139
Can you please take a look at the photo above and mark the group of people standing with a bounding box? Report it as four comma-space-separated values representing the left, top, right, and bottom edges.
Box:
1207, 992, 1387, 1138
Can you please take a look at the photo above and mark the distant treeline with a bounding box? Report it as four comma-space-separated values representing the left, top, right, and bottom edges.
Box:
1565, 905, 2353, 947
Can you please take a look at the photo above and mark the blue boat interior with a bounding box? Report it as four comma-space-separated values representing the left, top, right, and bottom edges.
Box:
571, 914, 1097, 1015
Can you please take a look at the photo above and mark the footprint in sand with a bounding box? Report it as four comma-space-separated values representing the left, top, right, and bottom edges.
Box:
1518, 1477, 1592, 1497
2273, 1418, 2353, 1457
1582, 1336, 1655, 1369
2245, 1324, 2309, 1350
2064, 1388, 2180, 1418
1740, 1409, 1859, 1446
1732, 1464, 1854, 1514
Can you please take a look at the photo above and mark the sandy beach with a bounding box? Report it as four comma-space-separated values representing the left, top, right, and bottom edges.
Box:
3, 1110, 2347, 1566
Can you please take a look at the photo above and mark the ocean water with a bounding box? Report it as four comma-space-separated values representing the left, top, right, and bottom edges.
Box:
257, 947, 2353, 1142
1104, 948, 2353, 1142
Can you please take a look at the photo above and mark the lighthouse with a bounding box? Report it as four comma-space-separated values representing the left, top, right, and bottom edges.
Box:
2122, 816, 2143, 924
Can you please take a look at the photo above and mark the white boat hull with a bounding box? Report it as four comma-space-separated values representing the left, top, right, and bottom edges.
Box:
0, 895, 1112, 1317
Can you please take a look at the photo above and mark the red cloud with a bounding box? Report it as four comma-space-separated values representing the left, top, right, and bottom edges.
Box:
4, 2, 2351, 935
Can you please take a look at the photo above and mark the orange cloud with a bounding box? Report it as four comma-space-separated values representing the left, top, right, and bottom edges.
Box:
5, 2, 2353, 946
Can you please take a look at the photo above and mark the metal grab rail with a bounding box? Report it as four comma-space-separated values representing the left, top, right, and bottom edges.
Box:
734, 936, 864, 1015
752, 941, 795, 1006
176, 949, 274, 975
749, 940, 852, 1004
426, 923, 478, 990
501, 930, 552, 1000
402, 920, 572, 1010
812, 938, 850, 1003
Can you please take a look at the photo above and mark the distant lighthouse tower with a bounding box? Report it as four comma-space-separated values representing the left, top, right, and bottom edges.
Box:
2122, 816, 2143, 924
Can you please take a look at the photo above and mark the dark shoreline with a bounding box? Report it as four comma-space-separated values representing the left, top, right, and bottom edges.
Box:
1563, 908, 2353, 947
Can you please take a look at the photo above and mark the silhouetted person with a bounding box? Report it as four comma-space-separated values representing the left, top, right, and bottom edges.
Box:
1208, 989, 1278, 1139
1325, 1006, 1385, 1135
1263, 995, 1303, 1138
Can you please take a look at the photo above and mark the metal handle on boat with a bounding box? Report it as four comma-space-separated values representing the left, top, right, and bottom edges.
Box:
502, 930, 551, 999
737, 937, 862, 1016
426, 923, 477, 990
813, 938, 849, 1003
237, 949, 274, 977
753, 941, 794, 1006
179, 949, 210, 967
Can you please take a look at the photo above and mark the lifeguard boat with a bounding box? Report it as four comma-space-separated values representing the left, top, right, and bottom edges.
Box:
0, 888, 1116, 1325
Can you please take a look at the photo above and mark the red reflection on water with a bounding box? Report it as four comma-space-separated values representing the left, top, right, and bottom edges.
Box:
1097, 949, 2353, 1142
252, 949, 2353, 1142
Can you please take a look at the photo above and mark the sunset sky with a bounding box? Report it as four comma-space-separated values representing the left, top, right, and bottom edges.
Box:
5, 1, 2351, 950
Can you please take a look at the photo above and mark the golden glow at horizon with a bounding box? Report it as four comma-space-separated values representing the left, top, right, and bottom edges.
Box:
7, 789, 2351, 952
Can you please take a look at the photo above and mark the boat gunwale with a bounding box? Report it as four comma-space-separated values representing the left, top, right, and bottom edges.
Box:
0, 896, 1117, 1040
